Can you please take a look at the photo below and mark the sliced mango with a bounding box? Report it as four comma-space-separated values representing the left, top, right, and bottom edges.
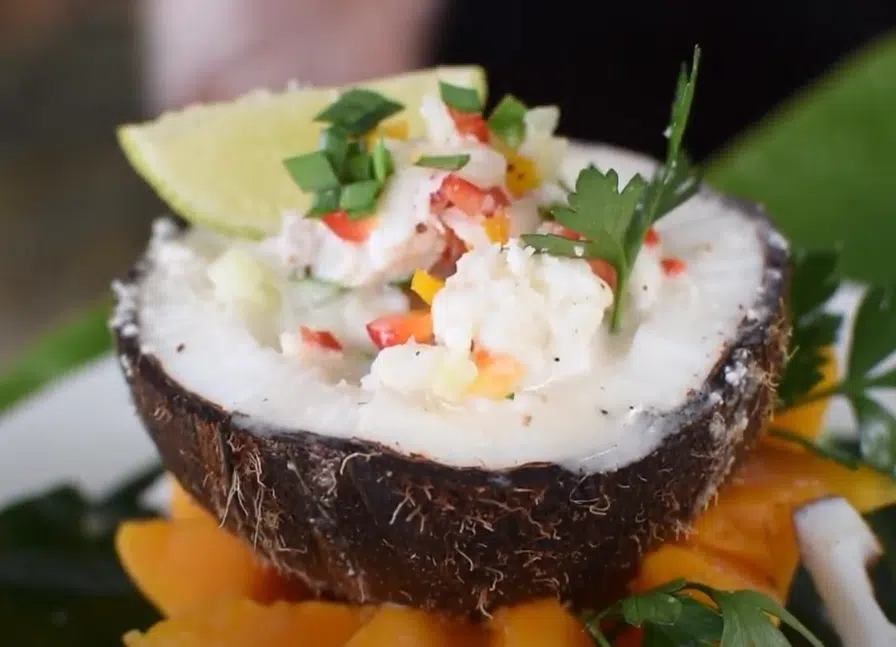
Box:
116, 518, 305, 617
123, 599, 366, 647
488, 599, 593, 647
168, 479, 212, 523
345, 606, 486, 647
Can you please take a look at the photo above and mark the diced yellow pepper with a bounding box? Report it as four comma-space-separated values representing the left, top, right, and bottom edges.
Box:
484, 213, 510, 245
364, 119, 409, 148
410, 269, 444, 306
505, 152, 540, 197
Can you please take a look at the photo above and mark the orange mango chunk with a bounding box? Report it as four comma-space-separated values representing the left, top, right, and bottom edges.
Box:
168, 479, 212, 523
346, 606, 487, 647
116, 519, 305, 617
489, 599, 593, 647
123, 599, 366, 647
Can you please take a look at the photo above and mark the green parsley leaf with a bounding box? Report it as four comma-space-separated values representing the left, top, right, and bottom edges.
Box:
339, 180, 381, 214
346, 152, 374, 181
849, 286, 896, 379
320, 128, 351, 177
522, 48, 700, 333
307, 187, 341, 218
283, 151, 340, 192
585, 580, 823, 647
415, 154, 471, 171
853, 394, 896, 476
769, 428, 861, 470
487, 95, 528, 148
439, 81, 483, 113
371, 139, 394, 183
314, 88, 404, 136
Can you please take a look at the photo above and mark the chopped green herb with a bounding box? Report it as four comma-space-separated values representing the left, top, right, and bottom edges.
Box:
439, 81, 483, 113
283, 151, 340, 192
339, 180, 381, 214
487, 95, 528, 148
585, 579, 824, 647
307, 187, 341, 217
372, 139, 394, 183
320, 128, 350, 177
522, 47, 702, 333
314, 88, 404, 136
346, 152, 374, 181
415, 154, 471, 171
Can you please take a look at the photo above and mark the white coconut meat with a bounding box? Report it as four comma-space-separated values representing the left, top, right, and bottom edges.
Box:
127, 144, 776, 473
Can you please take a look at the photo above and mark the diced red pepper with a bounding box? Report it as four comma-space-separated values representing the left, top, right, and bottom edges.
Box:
366, 311, 434, 349
661, 257, 687, 276
435, 175, 490, 218
588, 259, 618, 291
300, 326, 342, 351
448, 108, 489, 143
645, 227, 661, 247
428, 226, 468, 280
429, 192, 450, 216
321, 211, 377, 243
488, 187, 510, 207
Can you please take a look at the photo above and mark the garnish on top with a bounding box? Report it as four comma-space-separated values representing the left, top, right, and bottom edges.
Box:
523, 46, 702, 332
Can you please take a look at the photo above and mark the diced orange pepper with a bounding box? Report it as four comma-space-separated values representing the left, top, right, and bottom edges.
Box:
366, 311, 434, 349
644, 227, 660, 247
410, 269, 445, 305
587, 259, 618, 291
436, 175, 493, 218
448, 108, 490, 143
300, 326, 343, 351
469, 346, 525, 399
322, 211, 378, 243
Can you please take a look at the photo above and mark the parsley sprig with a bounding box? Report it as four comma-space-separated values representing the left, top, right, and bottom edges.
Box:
772, 248, 896, 478
585, 579, 824, 647
522, 46, 702, 332
283, 89, 403, 219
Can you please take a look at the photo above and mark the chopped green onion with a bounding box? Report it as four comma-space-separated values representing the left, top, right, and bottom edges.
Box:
314, 88, 404, 136
439, 81, 483, 113
487, 95, 528, 148
372, 139, 394, 183
320, 128, 350, 177
346, 152, 373, 181
307, 187, 341, 217
339, 180, 381, 213
415, 154, 471, 171
283, 151, 340, 192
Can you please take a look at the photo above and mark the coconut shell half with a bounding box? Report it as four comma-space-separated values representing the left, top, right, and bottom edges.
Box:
111, 165, 789, 617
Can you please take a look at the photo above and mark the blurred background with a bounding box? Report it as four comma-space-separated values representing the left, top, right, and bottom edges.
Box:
1, 0, 895, 369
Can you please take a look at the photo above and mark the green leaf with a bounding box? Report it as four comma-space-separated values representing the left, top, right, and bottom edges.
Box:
653, 597, 723, 646
789, 249, 841, 321
706, 35, 896, 284
665, 46, 701, 165
345, 152, 374, 182
848, 286, 896, 379
522, 233, 624, 273
320, 127, 350, 177
339, 180, 381, 214
314, 88, 404, 136
371, 139, 394, 183
283, 151, 340, 192
619, 591, 682, 627
415, 154, 471, 171
0, 303, 112, 415
566, 167, 646, 243
852, 394, 896, 477
307, 187, 341, 217
0, 466, 163, 646
438, 81, 483, 113
735, 590, 825, 647
487, 95, 528, 148
869, 367, 896, 389
769, 429, 861, 470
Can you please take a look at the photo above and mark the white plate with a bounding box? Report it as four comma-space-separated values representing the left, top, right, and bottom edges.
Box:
0, 279, 890, 509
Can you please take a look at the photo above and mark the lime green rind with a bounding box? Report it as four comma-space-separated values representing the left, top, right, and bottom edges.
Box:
707, 34, 896, 283
117, 66, 487, 240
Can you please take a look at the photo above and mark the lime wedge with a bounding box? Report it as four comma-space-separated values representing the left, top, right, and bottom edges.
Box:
118, 66, 487, 238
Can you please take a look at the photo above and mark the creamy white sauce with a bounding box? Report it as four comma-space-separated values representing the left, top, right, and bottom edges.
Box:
134, 144, 769, 473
